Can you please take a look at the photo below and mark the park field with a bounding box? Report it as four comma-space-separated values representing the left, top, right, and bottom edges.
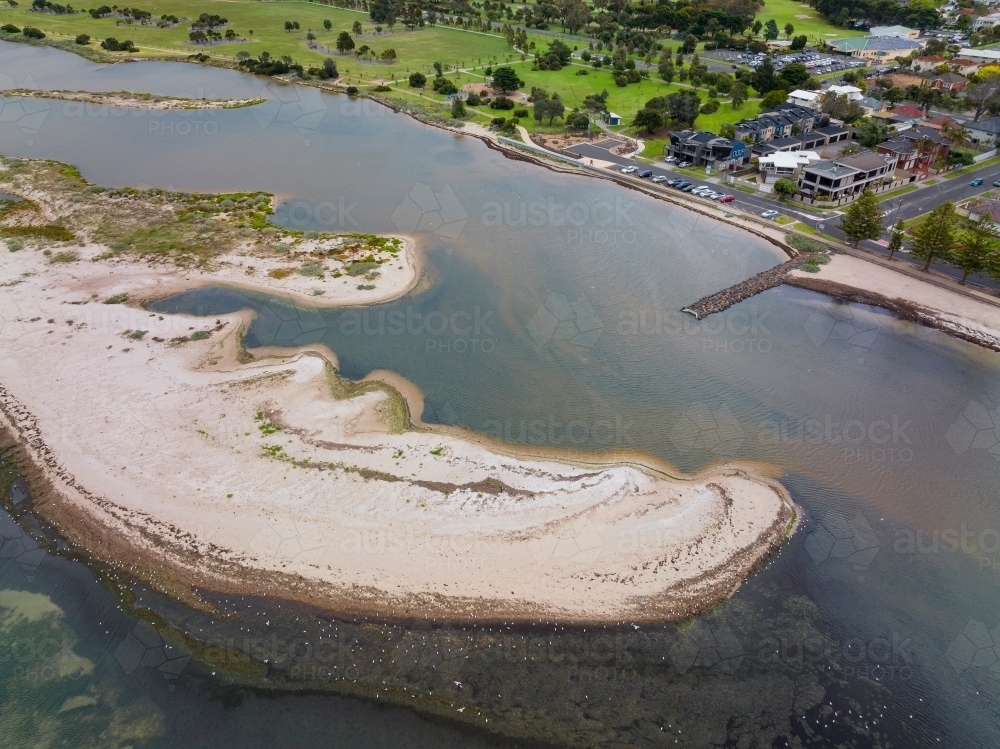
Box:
422, 61, 763, 136
757, 0, 864, 45
0, 0, 522, 79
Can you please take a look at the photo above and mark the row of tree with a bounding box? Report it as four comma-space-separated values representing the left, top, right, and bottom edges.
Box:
839, 191, 1000, 284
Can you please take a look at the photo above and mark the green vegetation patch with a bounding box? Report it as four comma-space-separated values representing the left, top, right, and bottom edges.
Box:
786, 233, 829, 254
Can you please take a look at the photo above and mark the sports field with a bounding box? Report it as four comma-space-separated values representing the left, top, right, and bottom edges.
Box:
755, 0, 865, 45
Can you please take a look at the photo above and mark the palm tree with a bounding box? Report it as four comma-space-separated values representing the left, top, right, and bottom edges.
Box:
941, 121, 970, 151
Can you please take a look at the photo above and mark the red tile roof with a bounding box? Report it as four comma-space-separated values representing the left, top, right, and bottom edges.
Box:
890, 104, 925, 118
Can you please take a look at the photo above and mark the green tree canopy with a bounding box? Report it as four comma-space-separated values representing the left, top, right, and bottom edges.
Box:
910, 201, 957, 271
839, 189, 883, 247
950, 214, 998, 284
491, 66, 524, 92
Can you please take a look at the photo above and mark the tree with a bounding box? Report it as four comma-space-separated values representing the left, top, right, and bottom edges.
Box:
856, 120, 889, 148
941, 121, 970, 150
730, 81, 748, 109
633, 107, 663, 133
547, 39, 572, 66
839, 189, 883, 247
451, 98, 467, 119
284, 21, 294, 31
408, 71, 426, 88
950, 214, 998, 284
964, 68, 1000, 121
352, 20, 363, 35
790, 34, 807, 51
760, 89, 787, 110
909, 201, 957, 271
534, 95, 564, 125
379, 48, 396, 61
777, 62, 810, 90
491, 66, 523, 92
659, 60, 675, 84
666, 91, 701, 126
336, 31, 354, 54
784, 22, 794, 38
887, 220, 905, 260
433, 61, 443, 77
321, 57, 338, 79
764, 19, 779, 41
774, 178, 797, 199
720, 122, 736, 139
323, 19, 331, 30
752, 56, 777, 95
751, 20, 762, 36
564, 0, 589, 34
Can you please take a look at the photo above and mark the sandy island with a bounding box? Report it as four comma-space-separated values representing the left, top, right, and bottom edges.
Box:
0, 242, 796, 625
0, 89, 264, 110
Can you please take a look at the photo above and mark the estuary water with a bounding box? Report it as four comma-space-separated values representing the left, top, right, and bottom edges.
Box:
3, 41, 1000, 748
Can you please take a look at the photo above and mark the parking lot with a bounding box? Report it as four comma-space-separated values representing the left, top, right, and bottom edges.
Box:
704, 49, 868, 76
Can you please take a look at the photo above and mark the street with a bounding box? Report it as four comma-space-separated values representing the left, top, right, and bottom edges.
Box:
569, 140, 1000, 290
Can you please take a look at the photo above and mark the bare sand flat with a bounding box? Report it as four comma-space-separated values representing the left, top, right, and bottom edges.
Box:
0, 242, 795, 624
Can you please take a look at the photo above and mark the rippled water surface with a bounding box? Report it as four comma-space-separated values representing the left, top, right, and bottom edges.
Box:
3, 41, 1000, 749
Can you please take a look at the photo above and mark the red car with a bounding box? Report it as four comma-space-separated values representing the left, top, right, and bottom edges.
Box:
717, 194, 735, 203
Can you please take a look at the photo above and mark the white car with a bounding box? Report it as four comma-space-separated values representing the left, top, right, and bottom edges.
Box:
620, 165, 638, 174
664, 156, 677, 163
692, 187, 712, 196
651, 175, 668, 183
761, 210, 779, 219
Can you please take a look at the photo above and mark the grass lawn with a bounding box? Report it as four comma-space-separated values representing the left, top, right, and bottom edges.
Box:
0, 0, 522, 78
756, 0, 864, 47
877, 185, 920, 201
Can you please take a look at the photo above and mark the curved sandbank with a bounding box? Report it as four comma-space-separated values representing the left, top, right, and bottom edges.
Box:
0, 239, 796, 624
0, 89, 265, 109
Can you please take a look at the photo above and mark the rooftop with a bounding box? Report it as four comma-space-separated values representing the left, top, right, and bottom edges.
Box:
869, 25, 917, 37
829, 37, 922, 52
890, 104, 926, 119
837, 151, 897, 171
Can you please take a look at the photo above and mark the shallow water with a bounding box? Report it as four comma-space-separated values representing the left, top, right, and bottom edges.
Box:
3, 40, 1000, 748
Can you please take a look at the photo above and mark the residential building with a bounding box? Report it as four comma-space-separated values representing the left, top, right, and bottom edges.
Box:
949, 58, 981, 76
877, 127, 949, 178
664, 131, 748, 171
971, 13, 1000, 30
752, 126, 850, 156
827, 36, 923, 61
928, 72, 967, 92
872, 103, 925, 128
966, 198, 1000, 223
796, 151, 898, 202
911, 55, 947, 73
825, 84, 864, 101
787, 89, 821, 108
734, 105, 824, 144
922, 114, 959, 132
857, 96, 885, 115
958, 47, 1000, 65
965, 117, 1000, 145
757, 151, 822, 182
869, 25, 920, 39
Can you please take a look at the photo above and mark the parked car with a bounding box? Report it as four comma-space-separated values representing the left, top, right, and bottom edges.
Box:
992, 180, 1000, 187
664, 156, 677, 163
675, 181, 691, 190
682, 184, 697, 192
761, 210, 779, 219
971, 178, 984, 186
717, 194, 735, 203
651, 175, 668, 183
620, 165, 638, 174
638, 170, 653, 178
677, 161, 692, 168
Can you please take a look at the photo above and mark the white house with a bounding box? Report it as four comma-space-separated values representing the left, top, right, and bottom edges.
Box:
825, 84, 864, 101
972, 13, 1000, 30
869, 25, 920, 39
758, 151, 823, 182
787, 90, 822, 108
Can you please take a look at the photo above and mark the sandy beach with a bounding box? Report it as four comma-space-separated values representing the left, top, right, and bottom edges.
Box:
0, 238, 795, 624
788, 254, 1000, 351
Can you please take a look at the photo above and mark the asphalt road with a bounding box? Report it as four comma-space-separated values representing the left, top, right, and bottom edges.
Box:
571, 141, 1000, 289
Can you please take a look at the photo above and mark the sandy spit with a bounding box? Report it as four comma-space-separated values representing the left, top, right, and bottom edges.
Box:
0, 241, 795, 624
1, 89, 264, 109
